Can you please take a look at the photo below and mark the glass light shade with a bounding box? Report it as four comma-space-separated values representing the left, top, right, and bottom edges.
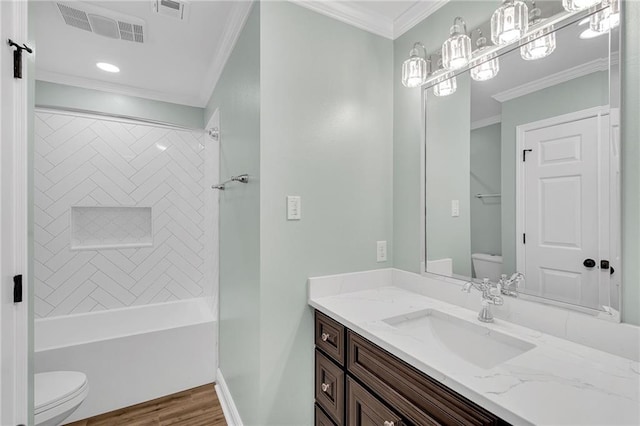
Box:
402, 42, 428, 88
520, 26, 556, 60
433, 75, 457, 97
590, 0, 619, 32
442, 18, 472, 70
491, 0, 529, 45
562, 0, 601, 12
470, 51, 500, 81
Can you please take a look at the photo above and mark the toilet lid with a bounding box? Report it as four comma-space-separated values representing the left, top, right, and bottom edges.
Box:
35, 371, 87, 413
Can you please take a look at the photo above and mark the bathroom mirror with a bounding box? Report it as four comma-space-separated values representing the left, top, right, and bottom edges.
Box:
424, 6, 621, 317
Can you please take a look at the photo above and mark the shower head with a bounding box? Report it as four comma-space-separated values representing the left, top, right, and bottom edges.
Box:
207, 127, 219, 141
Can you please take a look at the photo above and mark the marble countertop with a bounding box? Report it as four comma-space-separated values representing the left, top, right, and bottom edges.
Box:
309, 284, 640, 425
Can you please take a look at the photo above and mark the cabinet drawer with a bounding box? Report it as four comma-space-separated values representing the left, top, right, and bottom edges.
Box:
316, 350, 345, 426
347, 331, 504, 426
316, 404, 338, 426
347, 377, 403, 426
316, 311, 345, 365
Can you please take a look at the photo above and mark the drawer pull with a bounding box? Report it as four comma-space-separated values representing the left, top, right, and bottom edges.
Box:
321, 332, 331, 342
383, 422, 395, 426
321, 383, 331, 393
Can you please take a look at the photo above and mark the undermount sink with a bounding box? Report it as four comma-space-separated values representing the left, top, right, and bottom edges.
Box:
383, 309, 535, 369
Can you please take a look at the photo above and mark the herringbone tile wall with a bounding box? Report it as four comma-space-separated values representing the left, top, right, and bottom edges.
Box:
34, 110, 212, 318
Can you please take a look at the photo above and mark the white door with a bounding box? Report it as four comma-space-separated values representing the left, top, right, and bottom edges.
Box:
520, 111, 610, 310
1, 1, 30, 424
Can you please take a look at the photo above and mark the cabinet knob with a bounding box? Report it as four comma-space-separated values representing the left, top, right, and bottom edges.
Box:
384, 421, 395, 426
321, 383, 331, 393
321, 332, 330, 342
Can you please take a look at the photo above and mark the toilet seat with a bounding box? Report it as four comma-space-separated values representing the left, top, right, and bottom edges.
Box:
35, 371, 88, 425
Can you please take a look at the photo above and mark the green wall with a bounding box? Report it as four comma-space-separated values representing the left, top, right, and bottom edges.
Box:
258, 3, 393, 424
500, 71, 609, 275
470, 123, 502, 259
35, 81, 204, 129
204, 4, 262, 425
425, 75, 471, 276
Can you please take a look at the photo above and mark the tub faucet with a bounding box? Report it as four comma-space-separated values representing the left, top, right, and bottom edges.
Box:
499, 272, 524, 297
462, 278, 504, 323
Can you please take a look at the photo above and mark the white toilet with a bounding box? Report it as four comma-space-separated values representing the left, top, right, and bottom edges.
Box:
35, 371, 88, 426
471, 253, 503, 282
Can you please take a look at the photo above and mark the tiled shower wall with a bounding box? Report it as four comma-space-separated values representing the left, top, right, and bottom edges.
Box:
34, 110, 215, 318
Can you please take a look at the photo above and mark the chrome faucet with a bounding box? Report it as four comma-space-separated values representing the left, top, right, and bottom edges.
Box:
462, 278, 504, 323
499, 272, 524, 297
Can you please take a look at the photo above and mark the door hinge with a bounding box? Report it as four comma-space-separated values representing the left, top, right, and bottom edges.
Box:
13, 274, 23, 303
523, 149, 533, 162
522, 233, 526, 244
7, 39, 33, 79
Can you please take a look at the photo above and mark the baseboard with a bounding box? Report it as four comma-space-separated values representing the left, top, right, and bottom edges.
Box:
215, 368, 243, 426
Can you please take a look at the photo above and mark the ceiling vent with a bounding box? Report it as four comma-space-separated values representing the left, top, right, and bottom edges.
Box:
56, 2, 146, 43
152, 0, 189, 21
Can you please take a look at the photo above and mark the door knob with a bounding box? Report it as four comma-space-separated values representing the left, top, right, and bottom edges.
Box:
583, 259, 596, 268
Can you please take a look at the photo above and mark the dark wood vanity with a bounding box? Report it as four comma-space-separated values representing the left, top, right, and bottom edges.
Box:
314, 310, 510, 426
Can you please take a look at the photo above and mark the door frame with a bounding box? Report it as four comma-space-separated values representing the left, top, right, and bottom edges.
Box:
515, 105, 620, 320
0, 0, 30, 424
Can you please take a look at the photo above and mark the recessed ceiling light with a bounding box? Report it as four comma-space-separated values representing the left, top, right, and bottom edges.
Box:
96, 62, 120, 73
580, 28, 606, 39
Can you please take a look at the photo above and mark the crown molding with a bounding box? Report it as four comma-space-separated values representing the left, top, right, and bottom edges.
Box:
393, 0, 450, 39
291, 0, 393, 39
471, 114, 501, 131
492, 55, 614, 103
199, 1, 254, 107
36, 69, 204, 108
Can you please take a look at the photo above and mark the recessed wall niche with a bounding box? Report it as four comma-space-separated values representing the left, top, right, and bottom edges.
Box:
70, 206, 153, 250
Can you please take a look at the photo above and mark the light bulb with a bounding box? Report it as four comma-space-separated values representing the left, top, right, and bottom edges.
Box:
491, 0, 529, 45
433, 75, 457, 97
402, 42, 429, 88
562, 0, 601, 12
442, 17, 472, 71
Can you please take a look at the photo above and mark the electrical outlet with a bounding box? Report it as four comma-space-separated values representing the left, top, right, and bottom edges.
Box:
377, 241, 387, 262
451, 200, 460, 217
287, 196, 301, 220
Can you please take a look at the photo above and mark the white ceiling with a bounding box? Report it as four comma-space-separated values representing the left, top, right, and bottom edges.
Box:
34, 0, 252, 107
34, 0, 447, 108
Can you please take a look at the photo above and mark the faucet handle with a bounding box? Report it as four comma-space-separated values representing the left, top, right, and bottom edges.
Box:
462, 282, 473, 293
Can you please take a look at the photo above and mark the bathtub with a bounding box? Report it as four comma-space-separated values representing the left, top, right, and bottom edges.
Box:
35, 298, 217, 423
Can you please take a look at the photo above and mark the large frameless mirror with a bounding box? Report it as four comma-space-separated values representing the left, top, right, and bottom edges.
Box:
424, 3, 621, 319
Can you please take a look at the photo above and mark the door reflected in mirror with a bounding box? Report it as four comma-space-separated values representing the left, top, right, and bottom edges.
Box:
424, 10, 620, 317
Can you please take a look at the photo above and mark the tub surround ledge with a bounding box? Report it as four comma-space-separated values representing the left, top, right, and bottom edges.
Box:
308, 269, 640, 426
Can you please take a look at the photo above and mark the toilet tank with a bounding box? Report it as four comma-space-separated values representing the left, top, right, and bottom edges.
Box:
471, 253, 503, 282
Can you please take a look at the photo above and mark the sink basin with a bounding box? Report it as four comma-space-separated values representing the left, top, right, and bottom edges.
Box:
383, 309, 535, 369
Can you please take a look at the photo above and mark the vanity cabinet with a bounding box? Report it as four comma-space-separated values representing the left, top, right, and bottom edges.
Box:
314, 310, 509, 426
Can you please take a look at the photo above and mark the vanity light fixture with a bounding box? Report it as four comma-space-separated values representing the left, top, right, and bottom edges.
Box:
433, 74, 457, 97
442, 17, 472, 70
520, 1, 556, 61
491, 0, 529, 45
402, 42, 429, 88
562, 0, 601, 12
470, 30, 500, 82
590, 0, 619, 32
96, 62, 120, 73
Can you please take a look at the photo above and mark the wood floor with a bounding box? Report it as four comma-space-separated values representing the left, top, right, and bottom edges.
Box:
66, 384, 227, 426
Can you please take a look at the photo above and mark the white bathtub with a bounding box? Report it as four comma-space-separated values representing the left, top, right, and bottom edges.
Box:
35, 298, 217, 423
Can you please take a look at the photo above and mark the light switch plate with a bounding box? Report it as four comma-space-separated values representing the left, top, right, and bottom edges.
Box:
287, 196, 301, 220
377, 240, 387, 262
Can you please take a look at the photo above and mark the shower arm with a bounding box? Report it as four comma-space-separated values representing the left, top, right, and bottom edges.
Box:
211, 174, 249, 190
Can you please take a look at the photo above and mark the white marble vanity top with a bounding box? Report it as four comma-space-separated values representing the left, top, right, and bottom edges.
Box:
308, 270, 640, 425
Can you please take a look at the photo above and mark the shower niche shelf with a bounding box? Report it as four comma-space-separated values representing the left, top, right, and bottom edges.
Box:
70, 206, 153, 250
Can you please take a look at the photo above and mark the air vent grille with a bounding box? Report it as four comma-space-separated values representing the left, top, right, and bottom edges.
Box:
56, 2, 146, 44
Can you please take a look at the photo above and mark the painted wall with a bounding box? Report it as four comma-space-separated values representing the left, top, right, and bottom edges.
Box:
204, 4, 262, 424
33, 110, 211, 317
470, 123, 502, 261
35, 81, 204, 129
500, 71, 609, 275
425, 75, 471, 276
393, 1, 497, 273
258, 2, 393, 424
